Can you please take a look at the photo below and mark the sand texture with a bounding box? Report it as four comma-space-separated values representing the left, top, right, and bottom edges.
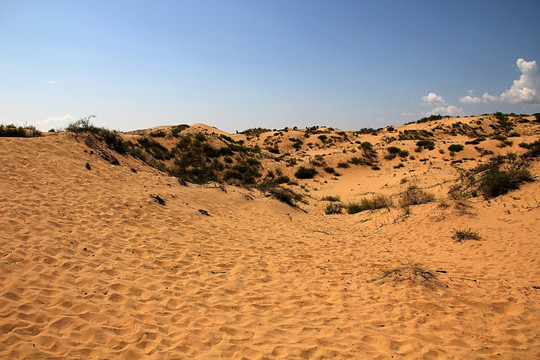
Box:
1, 115, 540, 359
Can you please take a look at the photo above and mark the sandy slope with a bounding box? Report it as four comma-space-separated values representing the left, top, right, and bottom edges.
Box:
1, 125, 539, 359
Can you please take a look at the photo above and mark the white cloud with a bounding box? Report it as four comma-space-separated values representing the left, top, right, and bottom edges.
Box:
33, 114, 74, 130
420, 92, 462, 117
460, 95, 481, 104
460, 90, 481, 104
424, 105, 463, 117
44, 80, 59, 85
482, 93, 499, 102
421, 92, 446, 106
482, 58, 540, 104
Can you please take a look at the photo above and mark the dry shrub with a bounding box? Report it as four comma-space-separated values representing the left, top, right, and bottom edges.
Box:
399, 185, 435, 207
452, 228, 481, 242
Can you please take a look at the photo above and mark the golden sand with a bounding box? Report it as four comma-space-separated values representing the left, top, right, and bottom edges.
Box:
1, 116, 539, 359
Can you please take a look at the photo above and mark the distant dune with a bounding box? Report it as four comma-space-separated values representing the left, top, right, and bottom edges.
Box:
1, 114, 539, 359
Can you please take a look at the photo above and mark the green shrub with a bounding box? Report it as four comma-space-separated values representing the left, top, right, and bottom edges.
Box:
0, 124, 41, 137
416, 139, 435, 150
321, 195, 341, 202
347, 195, 392, 213
480, 167, 533, 197
398, 150, 409, 158
294, 166, 317, 179
275, 175, 290, 184
448, 144, 464, 152
268, 187, 303, 206
149, 129, 166, 137
347, 203, 364, 214
337, 162, 350, 168
325, 203, 344, 214
171, 124, 190, 136
323, 166, 336, 174
387, 146, 402, 154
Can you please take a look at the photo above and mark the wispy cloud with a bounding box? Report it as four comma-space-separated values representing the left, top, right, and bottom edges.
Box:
482, 58, 540, 104
33, 114, 74, 130
44, 80, 59, 85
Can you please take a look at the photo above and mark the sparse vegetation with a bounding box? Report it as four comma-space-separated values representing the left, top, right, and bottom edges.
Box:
450, 153, 535, 198
0, 124, 42, 137
321, 195, 341, 202
325, 202, 344, 214
399, 185, 435, 207
448, 144, 464, 152
347, 195, 392, 214
452, 228, 481, 242
294, 166, 317, 179
416, 139, 435, 150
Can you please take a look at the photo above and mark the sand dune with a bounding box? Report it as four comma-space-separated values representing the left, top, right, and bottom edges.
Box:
1, 115, 539, 359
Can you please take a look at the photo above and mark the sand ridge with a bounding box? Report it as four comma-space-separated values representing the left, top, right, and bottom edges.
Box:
1, 117, 540, 359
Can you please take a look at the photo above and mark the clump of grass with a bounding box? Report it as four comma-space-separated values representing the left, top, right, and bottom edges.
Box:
372, 259, 444, 289
452, 228, 481, 242
399, 185, 435, 207
321, 195, 341, 202
325, 202, 344, 214
347, 195, 393, 214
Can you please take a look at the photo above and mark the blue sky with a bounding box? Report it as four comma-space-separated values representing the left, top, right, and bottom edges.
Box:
1, 0, 540, 132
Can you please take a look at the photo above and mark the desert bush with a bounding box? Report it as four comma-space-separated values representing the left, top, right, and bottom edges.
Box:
138, 137, 173, 160
294, 166, 317, 179
337, 162, 350, 168
480, 166, 533, 197
149, 129, 166, 137
416, 139, 435, 150
268, 187, 303, 206
321, 195, 341, 202
387, 146, 402, 154
171, 124, 190, 136
398, 150, 409, 158
448, 144, 464, 152
399, 185, 435, 207
0, 124, 41, 137
347, 203, 364, 214
275, 175, 290, 184
325, 203, 344, 214
465, 137, 486, 145
347, 195, 392, 213
452, 228, 481, 242
323, 166, 336, 174
66, 117, 128, 154
349, 157, 363, 165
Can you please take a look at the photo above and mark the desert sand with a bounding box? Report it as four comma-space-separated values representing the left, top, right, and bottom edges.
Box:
1, 114, 539, 359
